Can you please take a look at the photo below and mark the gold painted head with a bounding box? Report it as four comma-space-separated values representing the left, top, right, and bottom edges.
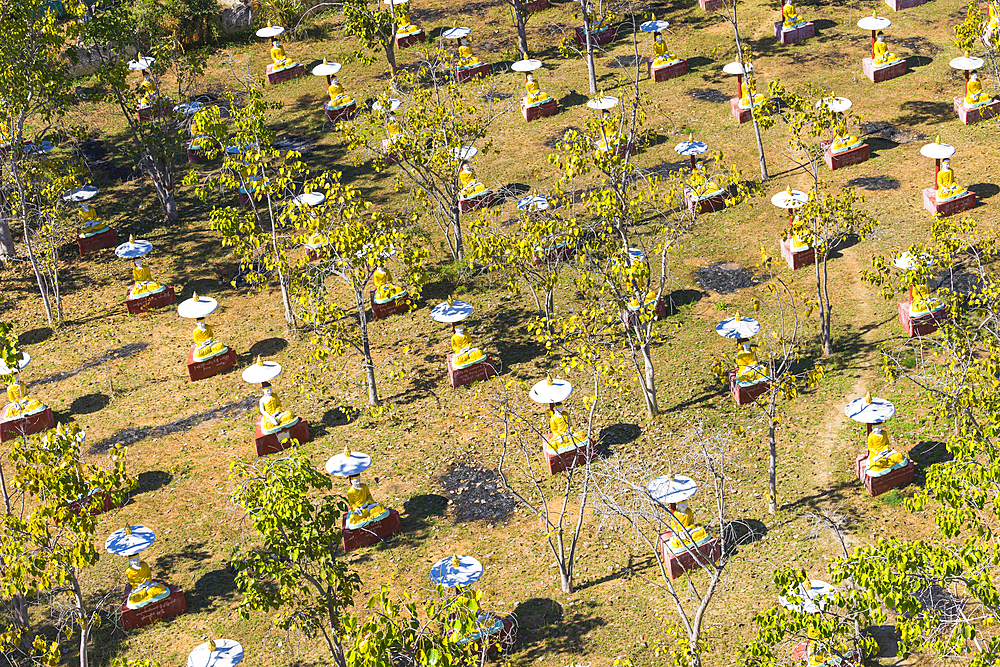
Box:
343, 444, 352, 457
546, 375, 553, 386
256, 355, 263, 367
208, 639, 217, 652
452, 555, 461, 568
125, 525, 133, 535
129, 234, 135, 244
864, 390, 872, 405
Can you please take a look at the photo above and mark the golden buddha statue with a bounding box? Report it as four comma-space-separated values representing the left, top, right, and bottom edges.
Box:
788, 209, 810, 252
782, 0, 806, 28
129, 245, 166, 299
595, 110, 620, 152
830, 125, 862, 154
457, 38, 481, 69
651, 32, 678, 67
3, 378, 45, 420
459, 163, 487, 199
258, 379, 300, 435
872, 31, 899, 66
125, 554, 171, 609
687, 161, 723, 201
450, 324, 486, 368
546, 405, 590, 454
908, 280, 945, 318
373, 267, 407, 304
866, 424, 907, 476
524, 74, 551, 106
805, 627, 849, 666
735, 341, 767, 385
78, 203, 110, 238
395, 6, 420, 36
665, 500, 711, 553
387, 114, 402, 139
936, 158, 967, 202
138, 71, 158, 108
327, 77, 354, 109
190, 295, 230, 362
739, 81, 766, 110
345, 464, 390, 529
270, 39, 297, 72
965, 72, 991, 108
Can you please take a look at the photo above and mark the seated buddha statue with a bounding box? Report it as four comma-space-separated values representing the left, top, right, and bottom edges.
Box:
687, 161, 723, 201
189, 111, 212, 151
735, 341, 768, 386
459, 163, 487, 199
782, 0, 806, 29
739, 82, 766, 110
935, 158, 967, 202
270, 39, 298, 72
595, 110, 620, 152
78, 203, 110, 238
190, 300, 229, 362
138, 71, 158, 108
546, 405, 589, 454
866, 424, 907, 476
830, 125, 862, 154
258, 381, 300, 435
908, 280, 945, 318
373, 266, 407, 304
457, 38, 481, 69
129, 258, 166, 300
872, 32, 900, 66
451, 324, 486, 368
788, 212, 810, 252
3, 377, 45, 420
346, 472, 390, 530
395, 6, 421, 37
524, 74, 551, 107
125, 554, 171, 609
651, 32, 679, 67
327, 77, 354, 109
806, 628, 849, 667
665, 500, 711, 553
964, 72, 991, 108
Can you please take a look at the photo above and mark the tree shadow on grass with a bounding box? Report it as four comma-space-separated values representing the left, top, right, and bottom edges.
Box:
245, 337, 288, 362
134, 470, 173, 496
724, 517, 768, 553
511, 597, 604, 658
557, 89, 589, 110
596, 423, 641, 457
969, 182, 1000, 201
70, 393, 110, 415
437, 462, 518, 524
34, 342, 149, 388
908, 439, 951, 487
187, 563, 238, 614
18, 327, 52, 346
894, 100, 955, 125
402, 493, 449, 538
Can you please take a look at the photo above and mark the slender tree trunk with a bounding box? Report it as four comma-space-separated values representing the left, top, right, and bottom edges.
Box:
544, 288, 554, 320
730, 13, 768, 180
266, 196, 296, 328
821, 254, 832, 356
0, 213, 14, 259
23, 223, 54, 325
768, 403, 778, 514
511, 0, 529, 57
451, 202, 463, 258
559, 566, 573, 593
640, 340, 659, 417
0, 462, 10, 514
70, 570, 89, 667
355, 288, 380, 405
580, 1, 598, 93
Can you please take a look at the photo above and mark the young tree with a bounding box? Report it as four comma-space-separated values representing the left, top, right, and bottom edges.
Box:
341, 72, 510, 260
593, 424, 738, 667
79, 6, 207, 222
330, 0, 401, 83
955, 0, 999, 97
491, 372, 598, 594
229, 450, 361, 667
0, 423, 132, 667
289, 173, 427, 406
767, 81, 880, 355
555, 0, 619, 93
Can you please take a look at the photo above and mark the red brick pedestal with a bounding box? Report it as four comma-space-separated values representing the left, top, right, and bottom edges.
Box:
78, 228, 118, 254
575, 25, 615, 46
729, 98, 773, 124
67, 490, 116, 517
456, 62, 490, 83
265, 63, 305, 85
685, 190, 726, 214
792, 642, 860, 666
822, 142, 869, 170
395, 31, 425, 49
542, 434, 594, 474
370, 291, 410, 320
885, 0, 924, 10
459, 190, 495, 213
862, 57, 907, 83
186, 145, 208, 164
137, 101, 174, 122
728, 369, 768, 405
535, 244, 574, 266
325, 101, 357, 123
649, 59, 688, 82
523, 97, 558, 122
473, 616, 518, 659
523, 0, 549, 11
0, 406, 55, 442
187, 346, 237, 381
855, 454, 915, 497
342, 508, 402, 553
954, 97, 1000, 125
254, 417, 311, 457
779, 237, 816, 270
125, 286, 177, 315
698, 0, 724, 9
922, 187, 976, 218
447, 354, 498, 388
120, 584, 187, 630
898, 301, 946, 337
773, 21, 815, 45
658, 532, 721, 578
